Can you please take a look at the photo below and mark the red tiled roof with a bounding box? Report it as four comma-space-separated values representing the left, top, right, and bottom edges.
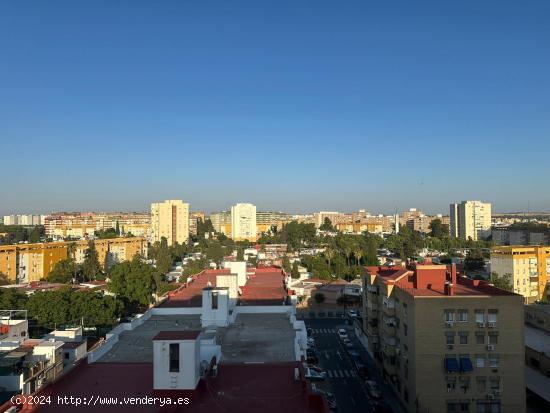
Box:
19, 362, 323, 413
152, 331, 201, 341
160, 267, 287, 308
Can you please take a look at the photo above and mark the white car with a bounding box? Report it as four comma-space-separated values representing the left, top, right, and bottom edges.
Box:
305, 367, 327, 381
338, 329, 348, 340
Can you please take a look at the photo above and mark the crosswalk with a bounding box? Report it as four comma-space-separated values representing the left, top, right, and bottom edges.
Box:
326, 369, 357, 379
310, 328, 336, 334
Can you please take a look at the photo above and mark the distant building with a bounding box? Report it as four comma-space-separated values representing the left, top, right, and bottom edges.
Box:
362, 264, 525, 413
450, 201, 492, 240
492, 226, 550, 246
231, 203, 257, 241
256, 211, 292, 234
490, 245, 550, 302
189, 211, 205, 236
0, 237, 147, 283
150, 200, 190, 246
2, 215, 45, 226
209, 211, 231, 235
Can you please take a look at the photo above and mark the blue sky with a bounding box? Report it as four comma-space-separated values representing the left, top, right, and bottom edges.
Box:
1, 1, 549, 215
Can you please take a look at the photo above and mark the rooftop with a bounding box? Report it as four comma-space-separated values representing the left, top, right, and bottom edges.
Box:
152, 330, 201, 341
97, 315, 202, 363
525, 325, 550, 355
160, 267, 287, 308
221, 313, 296, 363
26, 362, 321, 413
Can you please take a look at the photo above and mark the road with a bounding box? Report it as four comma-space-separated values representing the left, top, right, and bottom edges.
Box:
305, 317, 405, 413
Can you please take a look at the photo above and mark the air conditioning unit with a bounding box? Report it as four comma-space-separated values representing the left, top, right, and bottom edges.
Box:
487, 322, 496, 328
487, 344, 495, 351
445, 321, 454, 328
447, 344, 454, 349
477, 322, 485, 327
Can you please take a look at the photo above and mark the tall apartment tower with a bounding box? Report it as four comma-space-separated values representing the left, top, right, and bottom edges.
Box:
150, 200, 190, 246
450, 201, 492, 241
231, 203, 257, 241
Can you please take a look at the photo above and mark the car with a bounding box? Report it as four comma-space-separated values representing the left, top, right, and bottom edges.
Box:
348, 310, 359, 318
307, 337, 315, 345
304, 367, 326, 381
337, 328, 348, 340
348, 350, 360, 358
342, 337, 352, 346
344, 341, 355, 351
365, 380, 382, 399
307, 365, 325, 375
307, 328, 313, 336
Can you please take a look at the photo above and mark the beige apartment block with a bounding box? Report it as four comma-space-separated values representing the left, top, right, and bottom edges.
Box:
450, 201, 492, 241
231, 203, 257, 241
150, 200, 189, 246
362, 264, 525, 413
491, 245, 550, 303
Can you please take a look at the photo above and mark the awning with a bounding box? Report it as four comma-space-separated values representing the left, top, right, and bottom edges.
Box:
460, 357, 473, 372
445, 358, 459, 372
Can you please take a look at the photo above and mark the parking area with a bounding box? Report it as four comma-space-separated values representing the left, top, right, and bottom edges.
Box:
303, 316, 404, 413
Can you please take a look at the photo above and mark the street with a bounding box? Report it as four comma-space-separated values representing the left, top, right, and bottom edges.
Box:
305, 317, 405, 413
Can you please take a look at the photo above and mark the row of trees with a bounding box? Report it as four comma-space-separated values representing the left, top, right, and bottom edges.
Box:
0, 224, 45, 245
48, 241, 104, 283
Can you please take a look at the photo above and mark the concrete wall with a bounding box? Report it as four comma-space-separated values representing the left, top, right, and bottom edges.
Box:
153, 339, 199, 390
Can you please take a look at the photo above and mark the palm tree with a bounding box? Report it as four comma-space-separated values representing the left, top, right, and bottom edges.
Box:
354, 248, 363, 267
67, 242, 77, 282
325, 247, 335, 274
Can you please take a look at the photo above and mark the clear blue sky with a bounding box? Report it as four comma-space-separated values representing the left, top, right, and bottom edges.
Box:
1, 1, 549, 215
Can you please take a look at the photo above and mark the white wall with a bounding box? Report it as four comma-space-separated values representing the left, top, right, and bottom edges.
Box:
153, 339, 200, 390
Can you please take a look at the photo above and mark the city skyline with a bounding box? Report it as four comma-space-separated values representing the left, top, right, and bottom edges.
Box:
1, 1, 550, 214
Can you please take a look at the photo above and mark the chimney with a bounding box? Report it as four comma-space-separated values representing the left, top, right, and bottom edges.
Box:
444, 281, 454, 296
450, 263, 457, 285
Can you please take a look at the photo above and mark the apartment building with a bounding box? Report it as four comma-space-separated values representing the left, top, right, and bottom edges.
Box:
231, 203, 257, 241
450, 201, 492, 240
44, 212, 151, 239
2, 215, 45, 226
256, 211, 292, 233
189, 211, 205, 236
490, 245, 550, 303
210, 211, 232, 235
362, 264, 525, 413
150, 200, 190, 246
0, 237, 147, 283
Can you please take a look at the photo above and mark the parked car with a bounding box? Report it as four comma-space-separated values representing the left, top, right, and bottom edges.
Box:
348, 310, 359, 318
307, 365, 325, 375
304, 367, 326, 381
365, 380, 382, 399
337, 328, 348, 340
348, 350, 360, 359
344, 341, 354, 351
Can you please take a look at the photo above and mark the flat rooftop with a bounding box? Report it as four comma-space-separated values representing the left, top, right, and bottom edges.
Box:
525, 325, 550, 354
28, 362, 320, 413
97, 315, 201, 363
221, 313, 296, 363
160, 267, 287, 308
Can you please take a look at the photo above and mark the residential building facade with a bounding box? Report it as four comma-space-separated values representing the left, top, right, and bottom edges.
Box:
490, 245, 550, 303
362, 264, 525, 413
450, 201, 492, 240
150, 200, 190, 246
231, 203, 257, 241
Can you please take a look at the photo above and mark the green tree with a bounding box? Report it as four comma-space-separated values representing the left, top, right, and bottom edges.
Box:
0, 272, 10, 285
319, 217, 335, 231
291, 261, 300, 279
313, 292, 325, 304
108, 256, 155, 312
464, 249, 485, 272
155, 237, 173, 274
47, 259, 75, 283
282, 255, 291, 273
236, 248, 245, 261
0, 288, 27, 309
429, 219, 449, 239
490, 272, 513, 292
206, 241, 224, 264
82, 241, 103, 281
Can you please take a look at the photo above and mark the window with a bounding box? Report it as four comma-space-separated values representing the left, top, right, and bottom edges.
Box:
446, 332, 455, 345
488, 333, 498, 345
64, 352, 70, 359
459, 402, 470, 412
475, 310, 485, 323
488, 354, 499, 368
212, 292, 218, 310
458, 310, 468, 322
489, 378, 500, 391
476, 333, 485, 345
487, 310, 498, 323
404, 323, 408, 336
459, 332, 468, 345
476, 355, 485, 368
445, 310, 455, 322
476, 377, 487, 392
447, 402, 458, 412
169, 343, 180, 372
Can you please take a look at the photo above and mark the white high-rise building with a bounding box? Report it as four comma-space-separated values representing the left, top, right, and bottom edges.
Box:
150, 200, 190, 246
449, 200, 492, 241
231, 203, 257, 241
